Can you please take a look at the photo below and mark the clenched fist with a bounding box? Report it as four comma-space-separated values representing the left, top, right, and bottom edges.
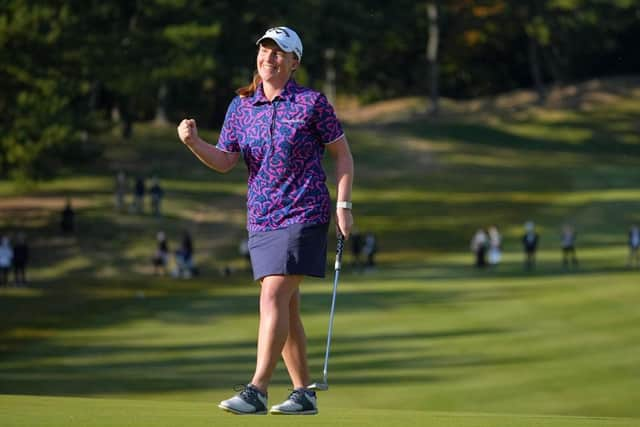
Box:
177, 118, 199, 147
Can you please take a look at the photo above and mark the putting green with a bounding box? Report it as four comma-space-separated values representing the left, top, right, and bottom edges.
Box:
0, 395, 636, 427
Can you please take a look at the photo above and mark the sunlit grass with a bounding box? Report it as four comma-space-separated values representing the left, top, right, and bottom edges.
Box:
501, 122, 594, 145
162, 179, 246, 195
1, 83, 640, 424
354, 188, 640, 204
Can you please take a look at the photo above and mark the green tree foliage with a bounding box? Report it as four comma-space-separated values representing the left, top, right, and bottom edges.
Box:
0, 3, 87, 179
1, 0, 638, 179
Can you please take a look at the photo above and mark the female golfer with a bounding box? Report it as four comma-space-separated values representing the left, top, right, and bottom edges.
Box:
178, 26, 354, 415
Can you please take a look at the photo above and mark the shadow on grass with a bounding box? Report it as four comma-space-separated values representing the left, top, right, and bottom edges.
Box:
0, 262, 533, 398
0, 325, 519, 396
0, 280, 478, 340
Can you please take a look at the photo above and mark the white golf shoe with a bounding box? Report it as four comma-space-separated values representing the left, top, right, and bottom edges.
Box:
218, 384, 268, 415
270, 388, 318, 415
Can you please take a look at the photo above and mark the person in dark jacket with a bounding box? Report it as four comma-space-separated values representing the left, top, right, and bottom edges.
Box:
149, 176, 164, 217
523, 221, 539, 270
174, 230, 196, 278
152, 231, 169, 275
61, 198, 75, 233
12, 232, 29, 285
350, 228, 363, 269
133, 176, 145, 214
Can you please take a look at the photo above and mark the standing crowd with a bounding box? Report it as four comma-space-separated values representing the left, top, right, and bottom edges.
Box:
115, 171, 165, 217
469, 221, 640, 271
151, 230, 198, 279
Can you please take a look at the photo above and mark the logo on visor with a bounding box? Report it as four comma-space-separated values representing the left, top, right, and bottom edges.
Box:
267, 27, 291, 38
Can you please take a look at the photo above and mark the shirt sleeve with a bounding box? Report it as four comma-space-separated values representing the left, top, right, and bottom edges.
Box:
313, 93, 344, 144
216, 96, 242, 153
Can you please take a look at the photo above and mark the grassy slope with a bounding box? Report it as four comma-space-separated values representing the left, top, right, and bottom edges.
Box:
1, 78, 640, 424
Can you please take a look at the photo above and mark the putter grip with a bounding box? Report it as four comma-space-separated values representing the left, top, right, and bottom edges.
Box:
335, 233, 344, 270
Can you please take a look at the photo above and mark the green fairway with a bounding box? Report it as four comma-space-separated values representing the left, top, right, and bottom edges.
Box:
0, 395, 637, 427
1, 268, 639, 419
1, 80, 639, 425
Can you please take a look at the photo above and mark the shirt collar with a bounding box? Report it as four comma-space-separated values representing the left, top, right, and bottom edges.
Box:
251, 79, 298, 105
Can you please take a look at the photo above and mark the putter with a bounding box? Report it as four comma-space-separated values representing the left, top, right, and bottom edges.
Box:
308, 232, 344, 392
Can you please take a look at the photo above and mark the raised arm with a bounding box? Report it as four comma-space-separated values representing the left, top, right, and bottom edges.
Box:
177, 119, 240, 173
326, 135, 354, 239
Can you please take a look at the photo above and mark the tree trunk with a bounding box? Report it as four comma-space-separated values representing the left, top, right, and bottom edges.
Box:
528, 35, 546, 103
543, 44, 563, 85
88, 80, 102, 111
323, 48, 336, 105
426, 2, 440, 116
115, 99, 133, 139
153, 84, 170, 126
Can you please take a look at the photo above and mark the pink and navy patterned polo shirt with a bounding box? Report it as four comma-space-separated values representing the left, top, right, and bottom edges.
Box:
217, 79, 344, 232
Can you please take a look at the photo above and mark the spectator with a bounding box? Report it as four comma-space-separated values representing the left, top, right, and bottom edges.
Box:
174, 231, 196, 278
0, 236, 13, 286
350, 228, 363, 269
132, 176, 145, 214
561, 224, 578, 269
152, 231, 169, 275
239, 238, 251, 270
149, 176, 164, 217
12, 232, 28, 286
470, 228, 488, 268
523, 221, 539, 270
61, 198, 75, 233
114, 171, 128, 212
487, 225, 502, 267
363, 233, 378, 268
629, 224, 640, 269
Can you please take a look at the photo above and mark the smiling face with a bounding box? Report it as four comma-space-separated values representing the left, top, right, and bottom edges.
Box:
256, 39, 299, 88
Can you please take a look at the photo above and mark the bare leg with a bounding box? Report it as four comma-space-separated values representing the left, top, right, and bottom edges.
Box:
251, 275, 303, 393
282, 287, 311, 389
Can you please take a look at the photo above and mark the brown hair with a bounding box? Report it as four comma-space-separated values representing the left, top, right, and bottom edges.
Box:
236, 71, 261, 98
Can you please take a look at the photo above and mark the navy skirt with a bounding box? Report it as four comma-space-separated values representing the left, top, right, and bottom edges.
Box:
248, 222, 329, 281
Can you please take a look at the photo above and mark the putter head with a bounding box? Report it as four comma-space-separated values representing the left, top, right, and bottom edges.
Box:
307, 382, 329, 391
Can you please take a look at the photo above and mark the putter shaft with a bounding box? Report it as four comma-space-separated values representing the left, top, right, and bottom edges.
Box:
314, 234, 344, 391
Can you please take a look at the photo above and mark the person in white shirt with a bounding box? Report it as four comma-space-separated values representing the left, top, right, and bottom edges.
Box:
488, 225, 502, 266
470, 229, 488, 268
0, 236, 13, 286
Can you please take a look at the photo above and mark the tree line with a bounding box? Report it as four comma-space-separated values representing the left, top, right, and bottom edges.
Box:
1, 0, 638, 179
